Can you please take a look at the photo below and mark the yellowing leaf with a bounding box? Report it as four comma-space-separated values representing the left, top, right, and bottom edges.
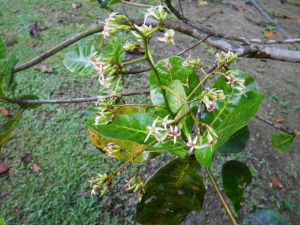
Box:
265, 32, 275, 40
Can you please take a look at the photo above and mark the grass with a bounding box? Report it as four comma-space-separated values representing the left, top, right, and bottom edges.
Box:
0, 1, 143, 224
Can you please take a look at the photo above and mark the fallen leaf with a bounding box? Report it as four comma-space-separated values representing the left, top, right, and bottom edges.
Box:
271, 177, 284, 190
6, 38, 17, 47
0, 162, 9, 174
289, 186, 300, 192
236, 6, 243, 12
72, 2, 82, 9
275, 118, 285, 123
32, 162, 41, 173
21, 153, 32, 164
12, 9, 18, 13
282, 15, 291, 20
198, 0, 209, 5
265, 32, 275, 40
259, 58, 267, 61
34, 63, 53, 73
2, 107, 9, 117
218, 9, 224, 14
267, 103, 272, 109
293, 171, 298, 179
27, 43, 35, 48
29, 22, 40, 39
37, 24, 47, 31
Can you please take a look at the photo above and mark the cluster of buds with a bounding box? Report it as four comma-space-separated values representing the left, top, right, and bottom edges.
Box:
215, 51, 239, 67
124, 176, 144, 193
102, 12, 131, 39
104, 143, 121, 157
94, 105, 116, 126
144, 115, 181, 145
144, 5, 169, 25
182, 55, 201, 68
89, 52, 119, 89
199, 88, 226, 112
89, 173, 109, 196
187, 125, 218, 154
132, 24, 154, 43
225, 71, 246, 96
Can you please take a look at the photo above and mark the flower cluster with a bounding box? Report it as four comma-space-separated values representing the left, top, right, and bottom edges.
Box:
225, 71, 246, 96
199, 88, 226, 112
215, 51, 239, 67
132, 24, 154, 43
94, 105, 116, 126
182, 55, 201, 68
89, 53, 119, 89
144, 115, 181, 145
187, 125, 218, 154
89, 173, 109, 196
124, 176, 144, 193
144, 5, 169, 25
102, 12, 130, 39
104, 143, 121, 157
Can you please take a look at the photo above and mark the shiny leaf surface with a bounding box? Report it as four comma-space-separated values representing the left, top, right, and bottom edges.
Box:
136, 157, 205, 225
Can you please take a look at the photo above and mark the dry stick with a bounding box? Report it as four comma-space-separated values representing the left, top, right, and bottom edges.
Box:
176, 0, 184, 17
255, 115, 296, 136
9, 90, 150, 105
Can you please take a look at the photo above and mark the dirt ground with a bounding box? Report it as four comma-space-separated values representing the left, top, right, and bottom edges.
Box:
166, 0, 300, 224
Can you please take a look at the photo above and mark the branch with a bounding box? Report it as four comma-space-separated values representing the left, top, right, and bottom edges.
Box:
255, 115, 296, 136
14, 25, 105, 73
9, 90, 150, 105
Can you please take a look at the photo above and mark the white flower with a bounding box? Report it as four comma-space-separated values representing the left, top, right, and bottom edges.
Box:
144, 118, 166, 142
161, 115, 173, 129
186, 135, 202, 154
105, 11, 118, 23
168, 126, 181, 145
157, 29, 175, 45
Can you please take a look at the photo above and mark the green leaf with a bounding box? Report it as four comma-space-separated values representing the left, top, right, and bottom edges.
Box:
0, 218, 7, 225
0, 111, 21, 151
88, 128, 157, 162
107, 0, 122, 7
0, 37, 6, 60
136, 156, 205, 225
147, 141, 187, 158
107, 37, 125, 63
63, 45, 96, 75
166, 80, 187, 115
0, 56, 18, 97
150, 56, 201, 106
218, 126, 250, 153
271, 133, 294, 154
243, 208, 291, 225
221, 160, 252, 211
195, 71, 263, 167
19, 95, 41, 110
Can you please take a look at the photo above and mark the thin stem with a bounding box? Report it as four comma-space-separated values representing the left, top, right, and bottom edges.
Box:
121, 1, 151, 8
205, 167, 238, 225
122, 56, 146, 66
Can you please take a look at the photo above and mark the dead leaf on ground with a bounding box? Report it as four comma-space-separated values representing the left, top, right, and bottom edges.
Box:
236, 6, 243, 12
198, 0, 209, 5
275, 118, 285, 123
34, 63, 53, 73
0, 162, 9, 174
72, 2, 82, 9
6, 38, 17, 47
21, 153, 32, 164
2, 107, 9, 117
12, 9, 18, 13
282, 15, 292, 20
271, 177, 285, 190
37, 24, 47, 31
265, 32, 275, 40
293, 171, 298, 179
32, 162, 41, 173
289, 186, 300, 192
29, 22, 40, 39
266, 103, 272, 108
27, 43, 35, 48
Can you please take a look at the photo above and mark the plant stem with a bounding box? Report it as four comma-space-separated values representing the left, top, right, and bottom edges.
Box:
121, 1, 151, 8
205, 167, 238, 225
122, 56, 146, 66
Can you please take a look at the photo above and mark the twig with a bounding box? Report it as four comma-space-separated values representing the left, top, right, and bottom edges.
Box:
176, 0, 184, 17
8, 90, 150, 105
255, 115, 296, 136
176, 35, 210, 56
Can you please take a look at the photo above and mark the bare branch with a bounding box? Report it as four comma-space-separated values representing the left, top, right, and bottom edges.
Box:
255, 115, 296, 136
9, 90, 150, 105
